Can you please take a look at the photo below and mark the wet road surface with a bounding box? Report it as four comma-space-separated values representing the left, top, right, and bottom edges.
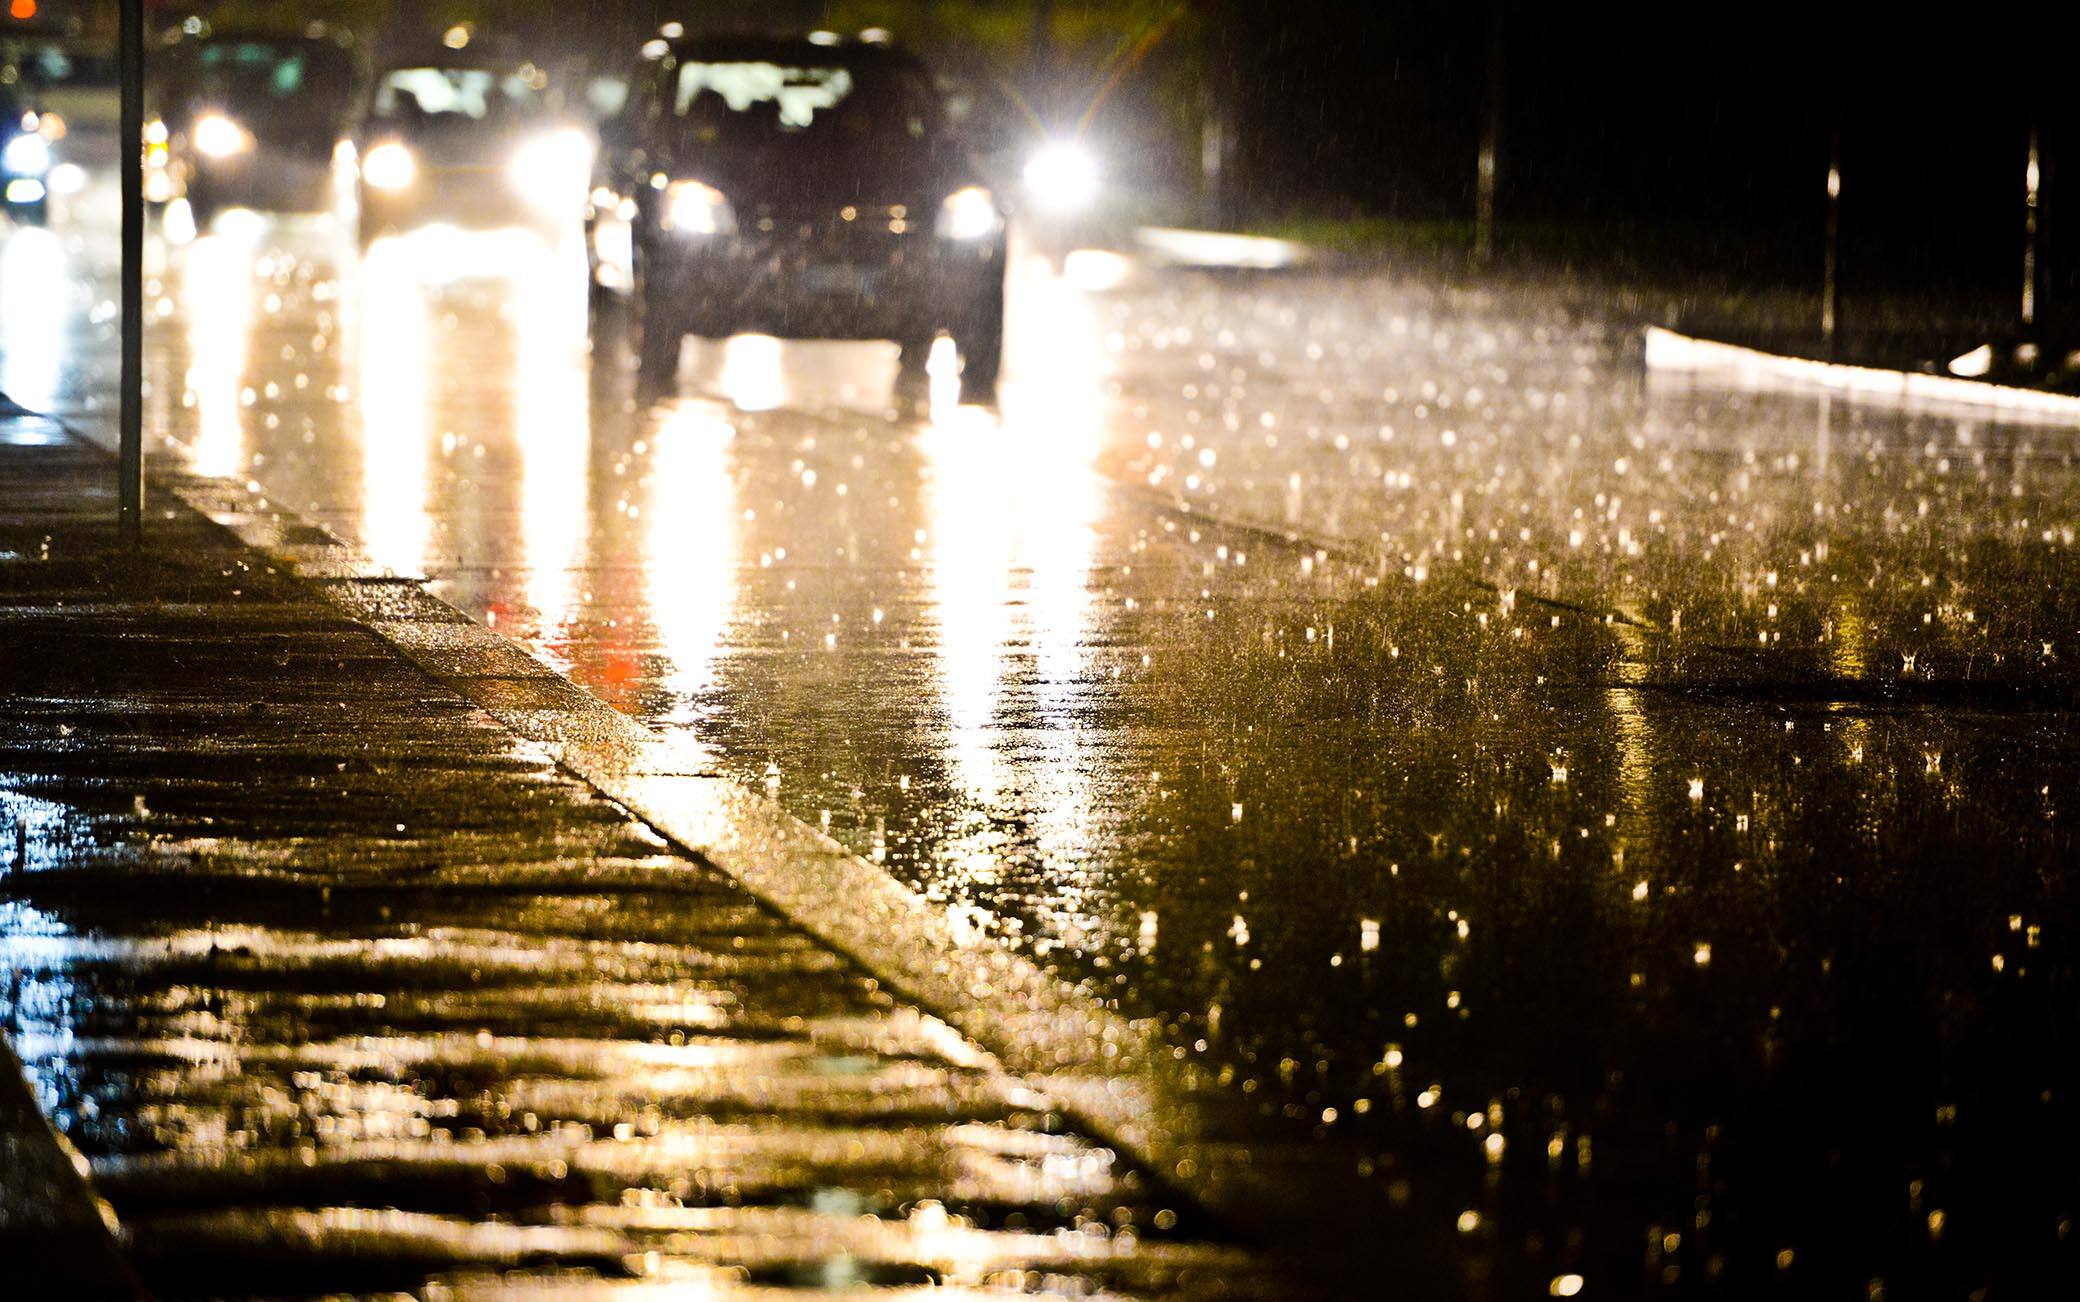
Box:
1, 425, 1258, 1298
6, 197, 2079, 1297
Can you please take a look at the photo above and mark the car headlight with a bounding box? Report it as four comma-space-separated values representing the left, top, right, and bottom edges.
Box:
193, 112, 252, 160
937, 185, 1001, 241
361, 141, 417, 192
1022, 140, 1100, 214
662, 179, 733, 236
3, 133, 51, 176
510, 128, 593, 208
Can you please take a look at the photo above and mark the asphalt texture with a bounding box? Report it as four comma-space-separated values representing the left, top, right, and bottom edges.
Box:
4, 191, 2079, 1298
0, 420, 1263, 1298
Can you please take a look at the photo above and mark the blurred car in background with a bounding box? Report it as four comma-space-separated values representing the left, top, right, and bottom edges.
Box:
349, 45, 590, 247
1, 29, 118, 135
158, 27, 359, 225
1, 86, 57, 222
589, 31, 1007, 399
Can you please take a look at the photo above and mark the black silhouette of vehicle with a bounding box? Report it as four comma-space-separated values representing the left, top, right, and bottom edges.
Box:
589, 32, 1007, 400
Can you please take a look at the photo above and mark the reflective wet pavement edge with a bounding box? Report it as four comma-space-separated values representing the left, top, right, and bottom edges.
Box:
132, 422, 1398, 1286
1, 1029, 139, 1298
0, 418, 1290, 1298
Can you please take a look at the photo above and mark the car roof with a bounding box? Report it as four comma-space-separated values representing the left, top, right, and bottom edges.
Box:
169, 29, 354, 53
375, 48, 541, 76
663, 34, 921, 70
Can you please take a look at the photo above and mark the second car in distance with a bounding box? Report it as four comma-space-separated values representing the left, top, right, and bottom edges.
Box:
351, 47, 591, 247
161, 28, 359, 225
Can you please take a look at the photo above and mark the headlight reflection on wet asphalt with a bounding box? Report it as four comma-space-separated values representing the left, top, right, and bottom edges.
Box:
10, 197, 2080, 1297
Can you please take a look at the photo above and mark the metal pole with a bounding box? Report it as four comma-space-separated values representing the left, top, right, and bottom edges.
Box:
2023, 126, 2041, 332
1473, 4, 1505, 268
1822, 131, 1840, 360
119, 0, 145, 547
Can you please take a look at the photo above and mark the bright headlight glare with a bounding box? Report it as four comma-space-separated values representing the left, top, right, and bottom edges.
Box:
362, 141, 417, 192
3, 133, 51, 176
663, 179, 732, 235
937, 185, 1000, 240
510, 128, 593, 206
193, 113, 251, 160
1022, 140, 1100, 214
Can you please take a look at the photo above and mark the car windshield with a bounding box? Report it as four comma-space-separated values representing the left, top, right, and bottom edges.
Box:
192, 42, 350, 104
373, 67, 547, 123
673, 60, 931, 148
10, 42, 119, 90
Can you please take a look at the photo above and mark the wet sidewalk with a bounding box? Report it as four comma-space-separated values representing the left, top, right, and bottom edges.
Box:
0, 417, 1266, 1298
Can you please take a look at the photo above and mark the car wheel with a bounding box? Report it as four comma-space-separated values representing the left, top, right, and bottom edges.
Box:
952, 256, 1007, 401
637, 293, 683, 395
953, 312, 1003, 402
586, 275, 616, 341
896, 332, 936, 377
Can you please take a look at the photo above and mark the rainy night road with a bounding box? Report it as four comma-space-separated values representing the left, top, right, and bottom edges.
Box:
7, 200, 2079, 1298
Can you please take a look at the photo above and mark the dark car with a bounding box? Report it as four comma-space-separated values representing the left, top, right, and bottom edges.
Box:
160, 30, 359, 224
350, 50, 589, 247
2, 32, 120, 135
590, 32, 1006, 400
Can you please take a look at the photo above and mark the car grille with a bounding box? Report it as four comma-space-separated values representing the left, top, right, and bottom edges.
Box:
738, 204, 919, 263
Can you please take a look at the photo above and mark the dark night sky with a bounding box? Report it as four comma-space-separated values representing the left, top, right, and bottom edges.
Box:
1218, 1, 2075, 300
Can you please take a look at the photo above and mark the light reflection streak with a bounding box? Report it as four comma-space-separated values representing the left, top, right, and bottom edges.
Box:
1606, 686, 1657, 879
0, 227, 68, 410
923, 416, 1019, 819
511, 243, 592, 663
0, 789, 79, 1096
1830, 603, 1870, 680
180, 233, 258, 479
354, 241, 433, 575
1003, 265, 1105, 883
647, 401, 740, 746
921, 261, 1105, 918
366, 225, 558, 287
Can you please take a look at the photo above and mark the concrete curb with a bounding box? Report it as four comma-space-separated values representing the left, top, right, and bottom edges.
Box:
0, 410, 146, 1299
47, 423, 1391, 1288
1132, 226, 1311, 270
1, 987, 143, 1300
1643, 324, 2080, 424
